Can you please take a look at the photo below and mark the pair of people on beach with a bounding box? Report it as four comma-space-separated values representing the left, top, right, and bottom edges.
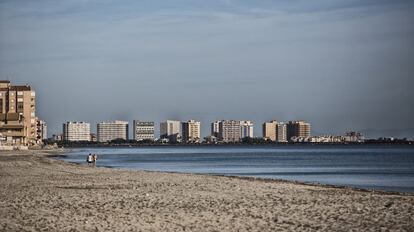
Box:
87, 153, 98, 166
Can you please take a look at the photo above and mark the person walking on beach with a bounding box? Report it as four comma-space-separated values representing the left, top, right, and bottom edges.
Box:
87, 153, 93, 166
92, 154, 98, 166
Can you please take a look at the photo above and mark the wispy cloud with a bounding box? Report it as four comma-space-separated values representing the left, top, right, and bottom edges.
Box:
1, 0, 413, 136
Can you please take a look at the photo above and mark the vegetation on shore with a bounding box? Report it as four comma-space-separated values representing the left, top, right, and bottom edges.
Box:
43, 137, 413, 148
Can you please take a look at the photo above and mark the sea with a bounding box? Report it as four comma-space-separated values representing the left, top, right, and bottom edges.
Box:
58, 145, 414, 193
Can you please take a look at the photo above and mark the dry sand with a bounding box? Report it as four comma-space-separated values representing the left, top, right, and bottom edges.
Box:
0, 150, 413, 232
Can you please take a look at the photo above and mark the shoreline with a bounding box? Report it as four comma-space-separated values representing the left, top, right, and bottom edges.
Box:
58, 157, 414, 196
41, 142, 414, 149
58, 147, 414, 195
1, 149, 414, 231
53, 142, 414, 149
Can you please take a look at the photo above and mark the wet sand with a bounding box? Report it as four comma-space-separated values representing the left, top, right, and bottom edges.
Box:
0, 150, 413, 232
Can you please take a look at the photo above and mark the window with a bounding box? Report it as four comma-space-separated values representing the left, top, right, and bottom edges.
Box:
17, 102, 24, 112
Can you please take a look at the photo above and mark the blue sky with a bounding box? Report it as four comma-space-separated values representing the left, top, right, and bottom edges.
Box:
1, 0, 413, 138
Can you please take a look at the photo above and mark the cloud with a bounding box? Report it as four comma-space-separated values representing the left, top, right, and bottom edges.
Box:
1, 0, 413, 137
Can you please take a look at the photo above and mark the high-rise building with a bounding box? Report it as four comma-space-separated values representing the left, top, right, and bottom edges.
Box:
240, 120, 254, 139
36, 119, 47, 142
97, 121, 129, 142
211, 121, 220, 138
218, 120, 241, 143
276, 122, 287, 142
133, 120, 155, 141
182, 120, 201, 143
63, 122, 91, 141
286, 120, 311, 141
0, 80, 37, 145
160, 120, 181, 140
263, 120, 277, 141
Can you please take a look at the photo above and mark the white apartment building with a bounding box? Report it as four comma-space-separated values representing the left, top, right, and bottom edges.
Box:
36, 119, 47, 142
160, 120, 181, 139
218, 120, 241, 143
211, 121, 220, 138
133, 120, 155, 141
97, 121, 129, 142
276, 122, 287, 142
240, 120, 254, 139
63, 122, 90, 142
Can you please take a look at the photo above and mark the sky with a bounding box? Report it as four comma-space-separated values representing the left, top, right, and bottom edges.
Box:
1, 0, 413, 138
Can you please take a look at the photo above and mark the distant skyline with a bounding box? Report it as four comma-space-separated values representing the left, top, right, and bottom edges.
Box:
1, 0, 413, 138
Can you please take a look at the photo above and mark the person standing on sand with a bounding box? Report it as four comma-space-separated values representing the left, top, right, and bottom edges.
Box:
87, 154, 93, 166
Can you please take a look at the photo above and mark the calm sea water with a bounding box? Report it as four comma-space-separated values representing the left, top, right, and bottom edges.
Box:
58, 145, 414, 193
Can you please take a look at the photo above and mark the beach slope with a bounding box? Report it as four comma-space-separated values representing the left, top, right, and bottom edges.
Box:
0, 150, 413, 231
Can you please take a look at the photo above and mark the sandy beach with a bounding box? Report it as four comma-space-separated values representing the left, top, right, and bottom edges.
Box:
0, 150, 413, 232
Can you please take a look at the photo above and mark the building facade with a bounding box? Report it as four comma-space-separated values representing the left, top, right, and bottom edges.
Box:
182, 120, 201, 143
240, 120, 254, 139
276, 122, 287, 142
0, 80, 37, 145
36, 119, 47, 142
63, 122, 91, 142
211, 121, 220, 138
97, 121, 129, 142
286, 120, 311, 141
262, 120, 277, 141
218, 120, 241, 143
160, 120, 181, 140
133, 120, 155, 141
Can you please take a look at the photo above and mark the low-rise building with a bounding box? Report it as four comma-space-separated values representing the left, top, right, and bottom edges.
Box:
52, 134, 63, 141
90, 133, 97, 142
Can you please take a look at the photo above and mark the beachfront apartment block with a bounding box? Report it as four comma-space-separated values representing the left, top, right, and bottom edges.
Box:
240, 120, 254, 139
182, 120, 201, 143
218, 120, 241, 143
133, 120, 155, 141
286, 120, 311, 141
160, 120, 181, 142
263, 120, 287, 142
0, 80, 37, 146
97, 121, 129, 142
211, 121, 220, 138
263, 120, 277, 141
276, 122, 287, 142
63, 122, 91, 142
